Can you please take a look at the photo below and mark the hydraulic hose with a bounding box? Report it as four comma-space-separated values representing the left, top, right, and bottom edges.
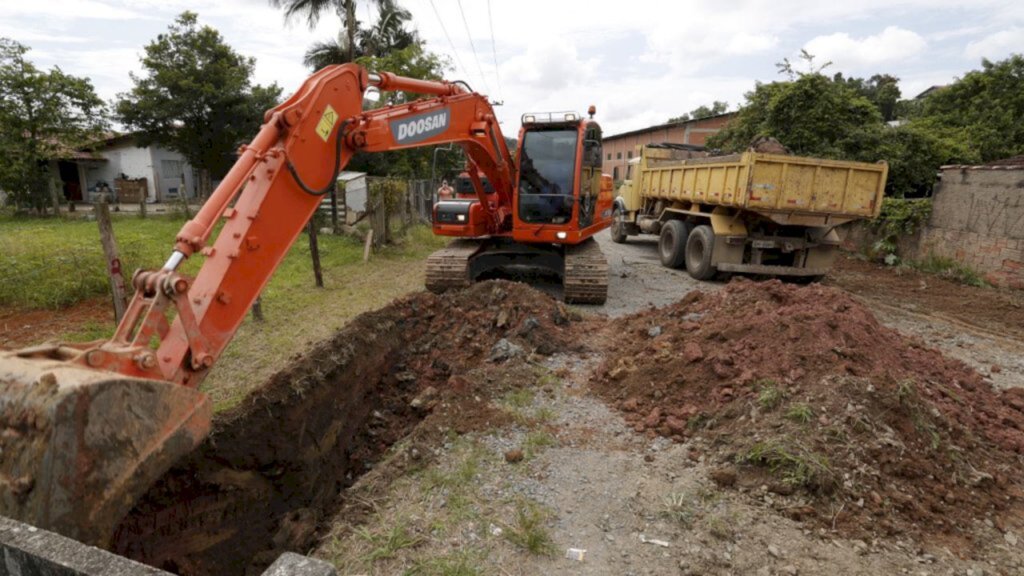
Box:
286, 119, 352, 196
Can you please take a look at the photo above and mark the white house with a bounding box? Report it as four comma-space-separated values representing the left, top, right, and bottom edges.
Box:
77, 134, 196, 203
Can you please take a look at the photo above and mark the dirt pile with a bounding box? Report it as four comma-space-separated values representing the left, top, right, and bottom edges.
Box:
111, 280, 582, 576
594, 278, 1024, 544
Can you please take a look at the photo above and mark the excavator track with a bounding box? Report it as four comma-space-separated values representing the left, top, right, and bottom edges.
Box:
563, 237, 608, 304
425, 239, 483, 293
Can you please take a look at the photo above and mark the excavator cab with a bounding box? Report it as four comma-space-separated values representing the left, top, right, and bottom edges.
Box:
427, 110, 611, 303
511, 112, 610, 244
433, 110, 610, 244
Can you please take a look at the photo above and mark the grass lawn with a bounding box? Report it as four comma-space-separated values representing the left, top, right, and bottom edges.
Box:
0, 213, 448, 411
0, 213, 203, 309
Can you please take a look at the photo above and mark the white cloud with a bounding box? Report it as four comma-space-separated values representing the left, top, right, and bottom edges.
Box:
965, 27, 1024, 61
31, 46, 143, 100
3, 0, 143, 20
0, 25, 89, 44
927, 26, 985, 42
500, 38, 597, 92
4, 0, 1024, 136
804, 26, 927, 69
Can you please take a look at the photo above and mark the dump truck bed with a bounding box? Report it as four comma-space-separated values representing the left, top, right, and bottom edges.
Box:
637, 151, 888, 224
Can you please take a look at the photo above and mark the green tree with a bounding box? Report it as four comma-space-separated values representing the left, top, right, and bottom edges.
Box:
833, 73, 902, 122
0, 38, 106, 213
913, 54, 1024, 162
706, 69, 964, 197
776, 49, 832, 79
668, 100, 729, 123
115, 12, 282, 196
707, 73, 881, 159
852, 123, 971, 196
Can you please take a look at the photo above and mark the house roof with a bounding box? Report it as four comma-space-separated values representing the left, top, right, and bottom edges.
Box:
59, 149, 106, 162
603, 112, 736, 142
941, 155, 1024, 171
85, 132, 138, 149
336, 171, 366, 182
914, 85, 947, 100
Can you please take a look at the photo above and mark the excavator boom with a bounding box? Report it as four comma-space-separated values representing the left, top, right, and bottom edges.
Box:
0, 64, 518, 546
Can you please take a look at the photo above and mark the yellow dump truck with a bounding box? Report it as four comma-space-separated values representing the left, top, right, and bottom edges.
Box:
611, 144, 888, 280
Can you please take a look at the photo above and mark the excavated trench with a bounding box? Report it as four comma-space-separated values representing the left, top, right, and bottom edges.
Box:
111, 305, 419, 576
110, 281, 579, 576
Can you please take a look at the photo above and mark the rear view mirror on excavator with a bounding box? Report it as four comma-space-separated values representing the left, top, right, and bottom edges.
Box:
0, 63, 612, 548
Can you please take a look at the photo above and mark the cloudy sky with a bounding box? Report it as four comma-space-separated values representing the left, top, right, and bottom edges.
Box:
2, 0, 1023, 136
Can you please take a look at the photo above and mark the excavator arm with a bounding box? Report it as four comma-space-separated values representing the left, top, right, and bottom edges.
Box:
347, 89, 515, 232
0, 64, 515, 546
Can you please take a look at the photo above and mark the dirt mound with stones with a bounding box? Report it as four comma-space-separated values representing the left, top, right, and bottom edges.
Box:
593, 278, 1024, 545
112, 280, 583, 576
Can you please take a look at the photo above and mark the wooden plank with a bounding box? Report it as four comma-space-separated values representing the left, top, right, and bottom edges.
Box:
363, 229, 374, 262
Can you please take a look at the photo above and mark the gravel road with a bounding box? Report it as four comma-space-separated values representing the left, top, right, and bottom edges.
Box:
591, 229, 719, 318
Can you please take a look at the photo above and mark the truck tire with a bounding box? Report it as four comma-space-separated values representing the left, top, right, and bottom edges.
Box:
685, 224, 718, 280
610, 206, 628, 244
659, 220, 690, 268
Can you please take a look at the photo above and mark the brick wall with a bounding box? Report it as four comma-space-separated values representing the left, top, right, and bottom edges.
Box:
601, 114, 733, 180
919, 166, 1024, 289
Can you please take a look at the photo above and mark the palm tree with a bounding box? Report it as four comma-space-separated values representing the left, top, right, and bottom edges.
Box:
269, 0, 360, 62
272, 0, 420, 71
303, 32, 357, 71
359, 0, 418, 57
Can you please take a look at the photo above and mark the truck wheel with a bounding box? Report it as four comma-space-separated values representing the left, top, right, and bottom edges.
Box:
610, 206, 628, 244
659, 220, 690, 268
685, 224, 718, 280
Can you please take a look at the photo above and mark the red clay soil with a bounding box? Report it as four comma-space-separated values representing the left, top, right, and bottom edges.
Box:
830, 255, 1024, 341
593, 279, 1024, 546
112, 280, 584, 576
0, 298, 113, 350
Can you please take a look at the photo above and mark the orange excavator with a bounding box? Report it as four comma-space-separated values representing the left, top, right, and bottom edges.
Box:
0, 64, 611, 547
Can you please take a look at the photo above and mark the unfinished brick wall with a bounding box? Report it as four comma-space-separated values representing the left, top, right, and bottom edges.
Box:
919, 166, 1024, 289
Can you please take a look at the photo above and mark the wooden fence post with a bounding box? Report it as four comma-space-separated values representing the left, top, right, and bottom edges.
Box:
308, 219, 324, 288
139, 196, 147, 219
49, 176, 62, 216
95, 200, 128, 322
363, 229, 374, 262
330, 184, 340, 234
251, 295, 264, 322
179, 192, 192, 219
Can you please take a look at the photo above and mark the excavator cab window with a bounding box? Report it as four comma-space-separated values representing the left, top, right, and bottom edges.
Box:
518, 128, 577, 224
455, 174, 493, 198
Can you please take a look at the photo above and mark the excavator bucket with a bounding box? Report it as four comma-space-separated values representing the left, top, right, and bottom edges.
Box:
0, 350, 211, 547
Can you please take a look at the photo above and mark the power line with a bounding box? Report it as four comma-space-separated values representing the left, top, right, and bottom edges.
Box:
486, 0, 503, 102
455, 0, 492, 95
427, 0, 473, 87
